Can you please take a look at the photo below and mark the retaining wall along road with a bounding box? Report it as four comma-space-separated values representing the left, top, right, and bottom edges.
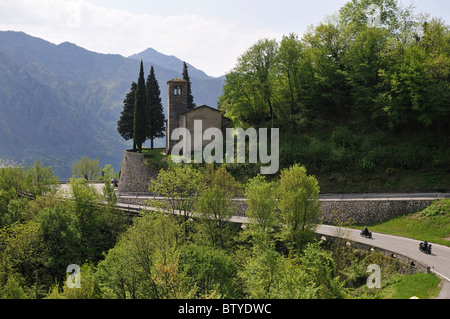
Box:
315, 233, 431, 275
117, 195, 435, 224
117, 148, 444, 224
318, 199, 433, 224
117, 150, 159, 195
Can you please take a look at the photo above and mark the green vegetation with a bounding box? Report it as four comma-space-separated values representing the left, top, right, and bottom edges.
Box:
0, 161, 126, 298
142, 148, 168, 170
118, 61, 166, 153
377, 273, 441, 299
361, 199, 450, 247
133, 60, 148, 152
218, 0, 450, 192
182, 61, 196, 110
2, 0, 447, 301
145, 66, 166, 149
0, 161, 443, 299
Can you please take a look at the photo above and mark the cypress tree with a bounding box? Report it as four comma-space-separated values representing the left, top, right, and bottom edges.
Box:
117, 81, 137, 150
182, 61, 196, 110
133, 60, 147, 152
145, 66, 165, 149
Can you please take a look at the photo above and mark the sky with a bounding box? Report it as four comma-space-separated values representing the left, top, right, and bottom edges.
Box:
0, 0, 449, 77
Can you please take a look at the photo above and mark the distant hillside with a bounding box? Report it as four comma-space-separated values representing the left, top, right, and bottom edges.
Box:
129, 47, 210, 79
0, 31, 225, 177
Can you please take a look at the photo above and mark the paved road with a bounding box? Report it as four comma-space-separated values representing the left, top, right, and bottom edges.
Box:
116, 202, 450, 298
58, 183, 450, 201
317, 225, 450, 298
59, 184, 450, 297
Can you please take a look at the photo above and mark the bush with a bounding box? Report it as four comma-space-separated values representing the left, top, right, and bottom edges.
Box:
419, 199, 450, 218
179, 244, 240, 298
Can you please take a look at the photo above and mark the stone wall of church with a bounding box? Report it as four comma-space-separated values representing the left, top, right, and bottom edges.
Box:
180, 106, 225, 152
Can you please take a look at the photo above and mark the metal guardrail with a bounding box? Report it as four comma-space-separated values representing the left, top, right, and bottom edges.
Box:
58, 180, 106, 184
116, 192, 449, 201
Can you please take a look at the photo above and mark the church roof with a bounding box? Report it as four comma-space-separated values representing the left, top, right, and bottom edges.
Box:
167, 78, 187, 84
180, 104, 224, 115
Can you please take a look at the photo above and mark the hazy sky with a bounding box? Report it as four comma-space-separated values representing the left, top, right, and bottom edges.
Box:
1, 0, 449, 77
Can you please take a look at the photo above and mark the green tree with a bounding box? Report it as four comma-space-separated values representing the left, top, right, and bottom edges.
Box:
148, 165, 204, 222
101, 164, 117, 206
277, 164, 321, 252
0, 221, 48, 296
117, 82, 137, 150
244, 174, 278, 236
345, 26, 390, 122
179, 244, 239, 298
0, 167, 26, 222
25, 160, 58, 197
219, 38, 279, 126
239, 239, 281, 298
117, 81, 137, 150
69, 177, 126, 263
195, 185, 234, 249
274, 33, 305, 131
339, 0, 401, 32
300, 242, 346, 299
46, 263, 100, 299
0, 257, 29, 299
71, 155, 101, 181
96, 214, 191, 299
199, 164, 243, 197
302, 20, 352, 118
35, 203, 82, 281
146, 66, 165, 149
378, 18, 450, 129
133, 60, 148, 152
182, 61, 196, 110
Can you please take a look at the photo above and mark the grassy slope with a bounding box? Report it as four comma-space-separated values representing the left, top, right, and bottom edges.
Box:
358, 199, 450, 247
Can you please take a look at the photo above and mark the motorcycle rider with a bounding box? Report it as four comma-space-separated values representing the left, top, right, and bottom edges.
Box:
363, 226, 369, 236
422, 240, 428, 250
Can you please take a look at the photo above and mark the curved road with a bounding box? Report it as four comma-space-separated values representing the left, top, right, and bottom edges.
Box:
59, 184, 450, 297
317, 225, 450, 298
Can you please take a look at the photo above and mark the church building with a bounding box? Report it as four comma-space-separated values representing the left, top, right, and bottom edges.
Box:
165, 78, 231, 155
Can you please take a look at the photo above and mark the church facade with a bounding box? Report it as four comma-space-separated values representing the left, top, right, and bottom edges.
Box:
165, 78, 231, 155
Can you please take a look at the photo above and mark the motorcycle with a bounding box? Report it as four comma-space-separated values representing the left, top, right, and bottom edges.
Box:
419, 242, 432, 254
360, 229, 372, 239
111, 178, 118, 188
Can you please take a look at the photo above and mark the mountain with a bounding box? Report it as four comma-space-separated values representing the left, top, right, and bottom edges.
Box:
129, 47, 209, 79
0, 31, 225, 177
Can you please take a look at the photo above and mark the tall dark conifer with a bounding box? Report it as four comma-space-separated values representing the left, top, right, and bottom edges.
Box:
182, 61, 196, 109
145, 66, 165, 149
117, 81, 137, 150
133, 60, 147, 152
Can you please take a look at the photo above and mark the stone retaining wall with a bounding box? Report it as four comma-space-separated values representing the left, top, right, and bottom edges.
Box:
117, 150, 159, 194
319, 199, 433, 224
117, 196, 433, 224
316, 233, 431, 275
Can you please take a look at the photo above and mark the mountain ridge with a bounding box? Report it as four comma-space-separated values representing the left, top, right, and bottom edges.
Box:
0, 30, 225, 177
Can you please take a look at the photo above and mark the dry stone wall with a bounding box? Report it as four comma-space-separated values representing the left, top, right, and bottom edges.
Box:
319, 199, 433, 224
117, 193, 433, 225
117, 150, 159, 194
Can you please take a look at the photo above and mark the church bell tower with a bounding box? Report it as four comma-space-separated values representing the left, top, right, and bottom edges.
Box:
166, 78, 188, 154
